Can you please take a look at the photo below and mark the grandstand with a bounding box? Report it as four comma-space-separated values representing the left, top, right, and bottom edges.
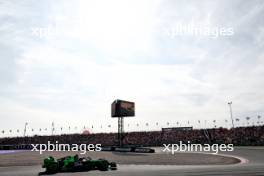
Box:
1, 125, 264, 150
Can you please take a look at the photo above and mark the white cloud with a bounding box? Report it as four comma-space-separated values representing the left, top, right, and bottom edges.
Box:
0, 0, 264, 136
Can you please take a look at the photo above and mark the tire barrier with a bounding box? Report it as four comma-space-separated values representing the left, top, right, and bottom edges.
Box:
0, 144, 32, 150
0, 145, 155, 153
101, 146, 155, 153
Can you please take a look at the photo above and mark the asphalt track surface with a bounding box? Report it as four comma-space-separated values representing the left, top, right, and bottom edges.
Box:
0, 147, 264, 176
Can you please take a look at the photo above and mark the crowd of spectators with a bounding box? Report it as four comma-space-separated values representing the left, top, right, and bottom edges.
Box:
0, 126, 264, 147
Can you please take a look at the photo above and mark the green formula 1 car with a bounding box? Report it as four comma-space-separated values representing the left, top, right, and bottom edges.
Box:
39, 155, 117, 175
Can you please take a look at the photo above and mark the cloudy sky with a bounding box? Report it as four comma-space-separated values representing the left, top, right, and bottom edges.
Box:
0, 0, 264, 136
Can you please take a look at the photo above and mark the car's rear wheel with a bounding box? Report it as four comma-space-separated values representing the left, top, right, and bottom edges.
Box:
46, 163, 58, 174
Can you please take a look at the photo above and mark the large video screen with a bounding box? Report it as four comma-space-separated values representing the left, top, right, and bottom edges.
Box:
111, 100, 135, 117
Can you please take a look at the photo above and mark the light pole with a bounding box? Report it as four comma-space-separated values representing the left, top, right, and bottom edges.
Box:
228, 102, 235, 128
23, 122, 28, 137
257, 115, 261, 126
51, 122, 55, 135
